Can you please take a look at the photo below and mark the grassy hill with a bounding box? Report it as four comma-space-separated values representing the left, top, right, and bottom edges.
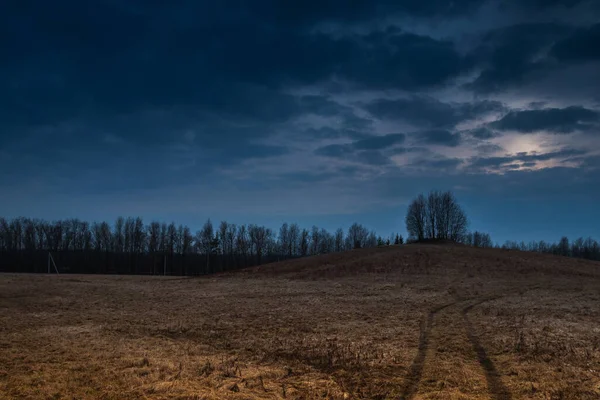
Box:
1, 244, 599, 399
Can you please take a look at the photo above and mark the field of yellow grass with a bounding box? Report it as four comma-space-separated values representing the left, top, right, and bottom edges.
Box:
1, 244, 599, 399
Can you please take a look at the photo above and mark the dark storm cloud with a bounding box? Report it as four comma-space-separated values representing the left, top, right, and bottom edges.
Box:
315, 132, 405, 155
315, 144, 354, 158
314, 133, 406, 165
551, 23, 600, 62
252, 0, 482, 23
2, 0, 596, 133
315, 144, 390, 166
409, 157, 463, 170
353, 133, 406, 150
364, 96, 504, 128
297, 95, 351, 116
489, 106, 600, 133
466, 127, 498, 139
302, 127, 368, 140
414, 130, 462, 147
467, 23, 571, 93
215, 144, 290, 161
1, 0, 480, 134
508, 0, 590, 6
355, 150, 392, 166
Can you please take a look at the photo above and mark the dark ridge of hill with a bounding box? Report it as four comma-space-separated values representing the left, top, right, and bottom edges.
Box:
230, 244, 600, 281
408, 238, 464, 245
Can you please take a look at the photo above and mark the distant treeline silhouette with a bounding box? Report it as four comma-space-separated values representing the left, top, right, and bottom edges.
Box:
404, 191, 600, 261
2, 191, 598, 275
0, 217, 396, 275
459, 232, 600, 261
499, 237, 600, 261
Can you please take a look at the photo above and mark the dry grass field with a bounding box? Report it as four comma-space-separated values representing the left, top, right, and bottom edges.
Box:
1, 244, 599, 399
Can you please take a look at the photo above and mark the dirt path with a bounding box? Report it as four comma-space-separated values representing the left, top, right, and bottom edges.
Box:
463, 300, 512, 400
400, 297, 510, 400
398, 302, 458, 399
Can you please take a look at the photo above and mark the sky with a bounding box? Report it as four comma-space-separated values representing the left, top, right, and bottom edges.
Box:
1, 0, 599, 244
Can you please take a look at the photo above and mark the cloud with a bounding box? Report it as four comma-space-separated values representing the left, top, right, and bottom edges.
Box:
467, 23, 571, 93
315, 132, 406, 156
0, 6, 477, 132
2, 0, 600, 243
353, 133, 405, 150
314, 133, 407, 165
551, 23, 600, 62
221, 0, 483, 29
315, 144, 390, 166
468, 149, 587, 171
302, 127, 367, 140
465, 126, 498, 139
408, 157, 463, 170
354, 150, 391, 166
414, 129, 462, 147
489, 106, 599, 133
364, 96, 504, 128
220, 144, 290, 161
315, 144, 354, 158
476, 143, 505, 155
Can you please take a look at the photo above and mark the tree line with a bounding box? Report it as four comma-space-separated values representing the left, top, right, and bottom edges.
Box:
2, 190, 597, 275
499, 236, 600, 261
405, 191, 599, 261
0, 217, 396, 275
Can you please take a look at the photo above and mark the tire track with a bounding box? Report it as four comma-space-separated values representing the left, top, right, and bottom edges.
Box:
463, 298, 512, 400
397, 301, 456, 400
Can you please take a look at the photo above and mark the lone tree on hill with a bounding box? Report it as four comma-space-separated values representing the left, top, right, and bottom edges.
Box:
405, 190, 468, 242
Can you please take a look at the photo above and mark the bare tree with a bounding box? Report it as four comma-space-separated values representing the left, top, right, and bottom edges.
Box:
124, 217, 135, 253
278, 223, 289, 258
167, 222, 177, 256
198, 219, 215, 273
235, 224, 249, 264
100, 222, 112, 252
35, 219, 47, 250
217, 221, 227, 255
319, 228, 332, 254
406, 191, 467, 242
366, 231, 378, 248
299, 228, 309, 256
23, 218, 36, 251
175, 225, 185, 255
147, 222, 160, 253
113, 217, 125, 253
405, 194, 427, 241
346, 223, 369, 249
225, 223, 237, 260
181, 226, 193, 254
0, 217, 7, 250
558, 236, 570, 257
310, 226, 320, 255
334, 228, 344, 252
288, 223, 299, 257
469, 231, 493, 248
249, 224, 271, 265
159, 223, 168, 253
132, 218, 145, 253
